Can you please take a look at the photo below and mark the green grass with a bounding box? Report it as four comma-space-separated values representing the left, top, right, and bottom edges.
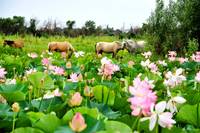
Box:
0, 35, 119, 53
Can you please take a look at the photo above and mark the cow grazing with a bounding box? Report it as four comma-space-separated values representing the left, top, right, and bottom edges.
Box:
123, 39, 145, 53
3, 40, 24, 49
48, 41, 75, 57
95, 41, 124, 57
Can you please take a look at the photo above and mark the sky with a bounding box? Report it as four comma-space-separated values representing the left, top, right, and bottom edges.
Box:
0, 0, 159, 29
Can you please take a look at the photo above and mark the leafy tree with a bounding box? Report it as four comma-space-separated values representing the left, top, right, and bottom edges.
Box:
28, 18, 37, 35
84, 20, 96, 35
143, 0, 200, 54
66, 20, 75, 30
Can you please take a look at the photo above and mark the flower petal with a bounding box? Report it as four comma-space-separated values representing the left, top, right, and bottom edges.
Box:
140, 117, 150, 122
173, 96, 186, 104
149, 114, 157, 131
155, 101, 166, 113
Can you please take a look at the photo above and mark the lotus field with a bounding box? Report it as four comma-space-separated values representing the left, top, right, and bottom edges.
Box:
0, 36, 200, 133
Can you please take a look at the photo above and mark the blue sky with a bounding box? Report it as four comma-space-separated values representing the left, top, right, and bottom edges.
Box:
0, 0, 163, 29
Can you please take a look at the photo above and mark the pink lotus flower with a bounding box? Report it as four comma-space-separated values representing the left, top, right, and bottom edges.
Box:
141, 60, 160, 75
128, 76, 157, 116
69, 112, 87, 132
53, 88, 62, 97
149, 63, 158, 73
28, 53, 38, 58
141, 101, 176, 131
53, 66, 65, 76
61, 52, 67, 58
0, 67, 7, 79
69, 92, 82, 107
42, 58, 50, 66
168, 51, 177, 61
68, 73, 79, 82
195, 71, 200, 83
177, 57, 188, 64
43, 88, 62, 99
168, 51, 177, 57
191, 52, 200, 62
98, 57, 120, 80
168, 57, 176, 61
49, 65, 56, 70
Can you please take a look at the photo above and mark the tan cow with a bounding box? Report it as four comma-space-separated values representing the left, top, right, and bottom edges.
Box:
95, 41, 124, 57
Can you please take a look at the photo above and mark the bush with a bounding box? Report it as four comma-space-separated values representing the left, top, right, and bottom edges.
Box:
187, 38, 199, 56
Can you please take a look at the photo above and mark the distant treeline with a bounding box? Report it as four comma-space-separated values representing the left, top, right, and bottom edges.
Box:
0, 16, 141, 39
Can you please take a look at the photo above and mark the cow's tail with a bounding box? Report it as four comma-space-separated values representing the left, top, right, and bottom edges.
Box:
48, 43, 51, 52
95, 42, 99, 54
95, 43, 97, 54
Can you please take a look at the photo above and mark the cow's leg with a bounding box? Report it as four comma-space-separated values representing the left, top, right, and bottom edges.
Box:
97, 50, 103, 56
112, 52, 116, 58
96, 50, 99, 55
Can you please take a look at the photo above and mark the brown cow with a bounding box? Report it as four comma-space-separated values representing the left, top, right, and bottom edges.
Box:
3, 40, 24, 49
48, 41, 75, 57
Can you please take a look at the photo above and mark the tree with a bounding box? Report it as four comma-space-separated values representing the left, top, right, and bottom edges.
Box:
28, 18, 37, 35
65, 20, 76, 37
66, 20, 75, 30
84, 20, 96, 35
0, 16, 25, 35
12, 16, 25, 34
143, 0, 200, 54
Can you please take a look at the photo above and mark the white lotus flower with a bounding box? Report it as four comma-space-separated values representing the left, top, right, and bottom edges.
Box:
157, 60, 167, 66
195, 71, 200, 83
5, 79, 16, 85
25, 68, 37, 75
142, 51, 152, 58
74, 51, 85, 58
141, 101, 176, 131
164, 68, 186, 88
166, 96, 186, 114
101, 57, 111, 65
141, 59, 151, 67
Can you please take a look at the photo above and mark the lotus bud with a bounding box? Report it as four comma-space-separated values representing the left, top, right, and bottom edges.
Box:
80, 64, 85, 71
84, 86, 93, 97
69, 112, 87, 132
12, 102, 20, 112
66, 61, 72, 69
0, 94, 6, 104
69, 92, 82, 107
78, 74, 83, 82
128, 61, 134, 68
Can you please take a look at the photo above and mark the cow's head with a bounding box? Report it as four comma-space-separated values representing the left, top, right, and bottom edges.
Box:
122, 39, 129, 49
